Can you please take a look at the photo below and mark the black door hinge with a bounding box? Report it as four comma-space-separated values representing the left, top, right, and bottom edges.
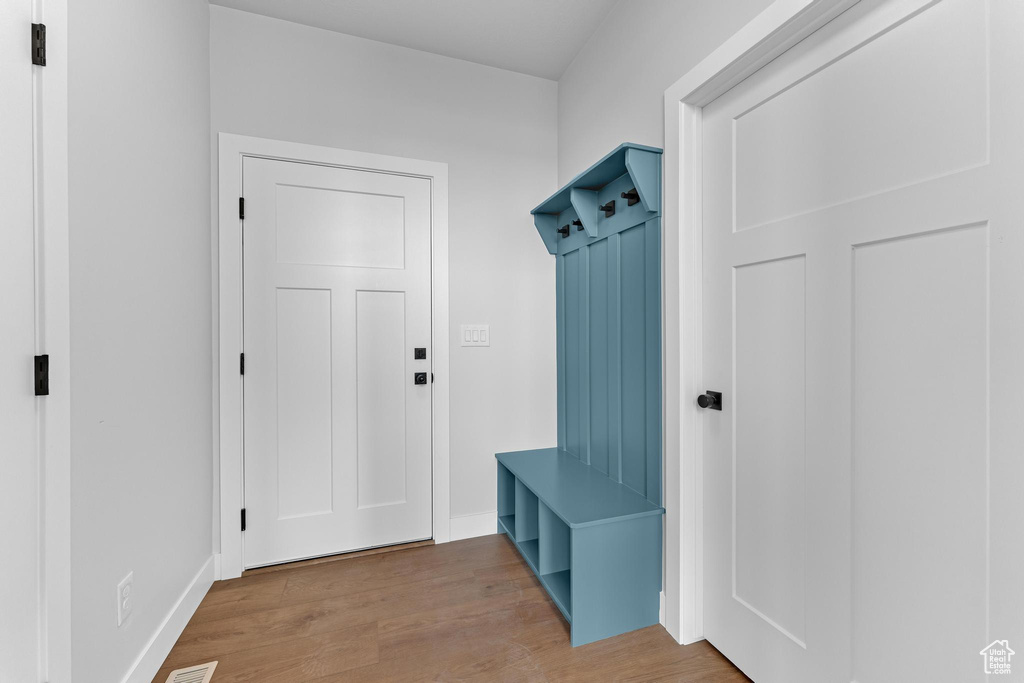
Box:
241, 508, 246, 531
31, 24, 46, 66
34, 355, 49, 396
239, 197, 245, 220
431, 373, 434, 384
240, 352, 245, 375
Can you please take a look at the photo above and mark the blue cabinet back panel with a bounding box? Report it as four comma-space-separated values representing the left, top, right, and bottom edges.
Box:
557, 216, 661, 506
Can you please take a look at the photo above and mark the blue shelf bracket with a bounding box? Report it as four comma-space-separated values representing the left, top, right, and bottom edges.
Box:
624, 147, 661, 214
533, 213, 559, 255
569, 188, 600, 237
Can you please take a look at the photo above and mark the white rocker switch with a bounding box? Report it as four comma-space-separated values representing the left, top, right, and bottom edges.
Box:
460, 324, 489, 347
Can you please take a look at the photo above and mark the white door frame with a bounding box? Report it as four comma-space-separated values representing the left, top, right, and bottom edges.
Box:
661, 0, 862, 645
37, 1, 73, 680
216, 134, 450, 579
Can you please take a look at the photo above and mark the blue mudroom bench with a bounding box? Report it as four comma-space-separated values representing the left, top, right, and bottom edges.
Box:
496, 143, 665, 647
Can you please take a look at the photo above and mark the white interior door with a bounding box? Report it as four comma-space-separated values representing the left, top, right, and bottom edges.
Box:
700, 0, 1024, 681
0, 1, 40, 679
242, 157, 433, 568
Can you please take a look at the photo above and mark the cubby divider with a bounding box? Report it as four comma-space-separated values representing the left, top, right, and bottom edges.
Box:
514, 480, 540, 567
497, 463, 516, 539
538, 502, 572, 619
538, 502, 569, 575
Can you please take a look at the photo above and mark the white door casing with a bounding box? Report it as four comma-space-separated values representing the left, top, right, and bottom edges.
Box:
0, 2, 42, 679
242, 157, 433, 567
663, 0, 860, 646
218, 135, 450, 579
1, 1, 72, 680
697, 0, 1024, 681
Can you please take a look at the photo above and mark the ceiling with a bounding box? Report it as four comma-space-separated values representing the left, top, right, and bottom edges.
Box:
208, 0, 619, 80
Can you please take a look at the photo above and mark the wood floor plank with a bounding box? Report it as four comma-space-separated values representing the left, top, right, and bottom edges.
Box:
162, 569, 479, 670
155, 535, 746, 682
153, 622, 377, 683
242, 539, 434, 577
190, 572, 290, 623
279, 535, 526, 608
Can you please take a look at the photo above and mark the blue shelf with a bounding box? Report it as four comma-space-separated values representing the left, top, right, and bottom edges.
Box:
520, 539, 540, 568
531, 143, 663, 255
541, 570, 572, 622
496, 448, 664, 529
498, 514, 515, 539
532, 143, 662, 216
497, 512, 570, 622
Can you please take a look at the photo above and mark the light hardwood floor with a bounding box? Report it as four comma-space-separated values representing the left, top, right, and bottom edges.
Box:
155, 534, 747, 682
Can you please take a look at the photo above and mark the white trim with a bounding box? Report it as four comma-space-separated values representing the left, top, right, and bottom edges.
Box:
449, 512, 497, 542
122, 556, 214, 683
661, 0, 860, 646
37, 0, 73, 680
216, 134, 451, 579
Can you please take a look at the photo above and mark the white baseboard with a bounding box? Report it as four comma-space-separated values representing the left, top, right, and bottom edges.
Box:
449, 511, 497, 541
660, 590, 666, 626
123, 555, 214, 683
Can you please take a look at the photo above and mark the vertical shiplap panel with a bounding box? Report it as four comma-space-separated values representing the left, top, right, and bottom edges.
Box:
644, 217, 662, 505
607, 233, 623, 483
580, 246, 592, 466
555, 214, 661, 505
563, 250, 582, 459
619, 224, 647, 497
588, 240, 610, 476
556, 256, 566, 451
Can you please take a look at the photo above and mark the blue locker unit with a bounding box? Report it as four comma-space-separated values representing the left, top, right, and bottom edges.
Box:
496, 143, 664, 646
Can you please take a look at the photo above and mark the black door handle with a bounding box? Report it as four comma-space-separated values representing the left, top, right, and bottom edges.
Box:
697, 391, 722, 410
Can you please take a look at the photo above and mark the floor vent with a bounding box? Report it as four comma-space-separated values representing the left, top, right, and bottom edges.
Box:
164, 662, 217, 683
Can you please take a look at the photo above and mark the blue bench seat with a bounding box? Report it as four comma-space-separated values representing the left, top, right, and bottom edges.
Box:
496, 447, 665, 646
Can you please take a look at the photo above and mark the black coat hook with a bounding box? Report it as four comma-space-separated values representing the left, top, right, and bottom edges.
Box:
621, 188, 640, 206
599, 200, 615, 218
557, 224, 571, 238
571, 219, 584, 231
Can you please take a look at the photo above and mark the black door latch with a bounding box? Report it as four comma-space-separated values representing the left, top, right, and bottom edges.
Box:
697, 390, 722, 410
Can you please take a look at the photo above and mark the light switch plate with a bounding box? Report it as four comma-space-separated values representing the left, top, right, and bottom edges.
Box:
460, 324, 489, 347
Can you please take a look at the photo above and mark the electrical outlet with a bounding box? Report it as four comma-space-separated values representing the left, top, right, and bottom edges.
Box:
460, 324, 489, 347
117, 572, 133, 627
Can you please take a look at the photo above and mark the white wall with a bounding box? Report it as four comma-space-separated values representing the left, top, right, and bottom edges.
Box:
209, 7, 558, 531
68, 1, 213, 681
557, 0, 774, 183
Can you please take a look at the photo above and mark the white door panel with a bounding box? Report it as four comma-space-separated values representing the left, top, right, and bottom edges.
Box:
243, 157, 432, 568
701, 0, 1024, 681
